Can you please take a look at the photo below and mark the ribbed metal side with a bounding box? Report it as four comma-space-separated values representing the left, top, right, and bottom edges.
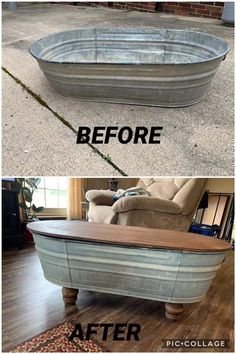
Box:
33, 234, 226, 304
31, 28, 229, 107
37, 59, 221, 107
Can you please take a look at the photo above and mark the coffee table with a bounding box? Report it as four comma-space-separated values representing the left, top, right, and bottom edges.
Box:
28, 220, 231, 320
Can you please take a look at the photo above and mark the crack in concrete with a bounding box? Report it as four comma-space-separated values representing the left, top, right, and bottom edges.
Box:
2, 66, 128, 176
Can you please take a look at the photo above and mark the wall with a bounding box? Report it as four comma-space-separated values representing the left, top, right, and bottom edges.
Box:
79, 2, 157, 12
77, 2, 224, 19
205, 178, 234, 193
85, 178, 139, 192
161, 2, 224, 19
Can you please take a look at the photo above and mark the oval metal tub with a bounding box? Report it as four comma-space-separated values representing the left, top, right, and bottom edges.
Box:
30, 28, 229, 107
31, 233, 227, 304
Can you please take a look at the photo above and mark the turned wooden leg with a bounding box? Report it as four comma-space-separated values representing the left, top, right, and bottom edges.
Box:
165, 303, 184, 320
62, 287, 78, 305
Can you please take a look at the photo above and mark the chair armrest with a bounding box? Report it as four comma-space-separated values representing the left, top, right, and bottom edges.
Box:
112, 196, 182, 214
85, 190, 116, 206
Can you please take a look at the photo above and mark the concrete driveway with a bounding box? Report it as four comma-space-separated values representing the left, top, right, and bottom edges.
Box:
2, 3, 234, 176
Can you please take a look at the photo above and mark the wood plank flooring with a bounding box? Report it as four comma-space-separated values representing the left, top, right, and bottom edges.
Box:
2, 244, 234, 352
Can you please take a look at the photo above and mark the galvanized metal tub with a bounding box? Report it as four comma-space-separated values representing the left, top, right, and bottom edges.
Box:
30, 28, 229, 107
32, 234, 226, 303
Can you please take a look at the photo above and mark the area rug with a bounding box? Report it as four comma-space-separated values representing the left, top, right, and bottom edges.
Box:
12, 321, 104, 352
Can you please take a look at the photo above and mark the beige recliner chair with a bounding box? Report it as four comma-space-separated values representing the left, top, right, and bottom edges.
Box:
85, 178, 207, 231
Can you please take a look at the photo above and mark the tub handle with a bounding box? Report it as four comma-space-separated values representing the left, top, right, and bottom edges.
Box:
222, 55, 227, 61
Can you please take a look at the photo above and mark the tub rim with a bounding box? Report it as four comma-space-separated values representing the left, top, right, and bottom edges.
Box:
30, 27, 230, 66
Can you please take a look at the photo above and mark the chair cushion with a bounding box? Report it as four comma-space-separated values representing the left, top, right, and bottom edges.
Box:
138, 178, 189, 200
88, 205, 117, 224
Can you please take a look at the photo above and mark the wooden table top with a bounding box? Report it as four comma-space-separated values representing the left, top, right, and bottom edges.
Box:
27, 220, 231, 253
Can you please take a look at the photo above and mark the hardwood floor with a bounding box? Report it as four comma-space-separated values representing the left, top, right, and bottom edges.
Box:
2, 244, 234, 352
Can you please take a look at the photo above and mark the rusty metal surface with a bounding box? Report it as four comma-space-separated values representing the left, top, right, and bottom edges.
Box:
30, 28, 229, 107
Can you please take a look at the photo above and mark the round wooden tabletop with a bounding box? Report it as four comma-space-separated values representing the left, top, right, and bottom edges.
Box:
27, 220, 231, 253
